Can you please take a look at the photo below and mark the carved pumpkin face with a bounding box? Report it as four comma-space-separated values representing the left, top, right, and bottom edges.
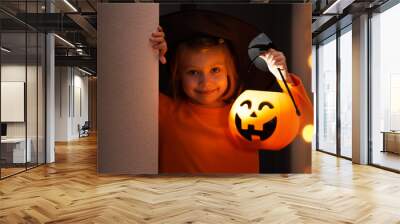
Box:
229, 90, 300, 150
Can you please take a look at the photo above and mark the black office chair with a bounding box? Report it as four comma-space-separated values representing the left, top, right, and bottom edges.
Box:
79, 121, 90, 138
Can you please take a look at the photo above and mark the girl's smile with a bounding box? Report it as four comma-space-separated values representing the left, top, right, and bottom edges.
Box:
194, 88, 219, 95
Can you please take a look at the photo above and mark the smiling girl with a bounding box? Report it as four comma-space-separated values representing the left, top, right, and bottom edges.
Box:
150, 26, 312, 173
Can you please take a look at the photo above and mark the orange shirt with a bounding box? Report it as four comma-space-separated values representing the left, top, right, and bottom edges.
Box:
159, 74, 313, 174
286, 75, 314, 133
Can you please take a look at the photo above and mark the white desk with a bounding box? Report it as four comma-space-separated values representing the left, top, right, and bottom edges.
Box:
1, 138, 31, 163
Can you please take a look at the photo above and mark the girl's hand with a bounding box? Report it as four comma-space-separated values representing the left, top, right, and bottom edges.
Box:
149, 25, 168, 64
259, 49, 293, 84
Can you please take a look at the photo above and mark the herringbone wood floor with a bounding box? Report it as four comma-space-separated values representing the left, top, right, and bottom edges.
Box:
1, 134, 400, 224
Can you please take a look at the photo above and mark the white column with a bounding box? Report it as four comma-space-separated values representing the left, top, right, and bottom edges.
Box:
352, 14, 369, 164
55, 67, 73, 141
46, 33, 55, 163
46, 1, 55, 163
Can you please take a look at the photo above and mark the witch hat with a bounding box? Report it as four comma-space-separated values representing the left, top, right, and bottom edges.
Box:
159, 9, 283, 94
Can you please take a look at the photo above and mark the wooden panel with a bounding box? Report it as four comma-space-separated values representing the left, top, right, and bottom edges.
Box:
97, 3, 159, 174
290, 4, 313, 173
88, 77, 97, 131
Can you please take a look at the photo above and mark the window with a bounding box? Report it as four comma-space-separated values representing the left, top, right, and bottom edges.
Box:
317, 35, 337, 154
339, 27, 352, 158
370, 2, 400, 171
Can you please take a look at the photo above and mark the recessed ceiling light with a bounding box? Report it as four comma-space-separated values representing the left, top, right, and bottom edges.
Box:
1, 47, 11, 53
63, 0, 78, 12
322, 0, 355, 15
77, 67, 93, 76
54, 34, 75, 48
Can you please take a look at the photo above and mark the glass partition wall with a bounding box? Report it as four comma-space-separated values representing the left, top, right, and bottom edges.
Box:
315, 25, 353, 159
0, 1, 46, 179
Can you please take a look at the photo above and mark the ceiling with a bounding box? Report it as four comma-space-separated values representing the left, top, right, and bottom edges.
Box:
1, 0, 97, 74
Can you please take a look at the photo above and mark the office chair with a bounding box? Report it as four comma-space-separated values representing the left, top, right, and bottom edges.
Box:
79, 121, 90, 138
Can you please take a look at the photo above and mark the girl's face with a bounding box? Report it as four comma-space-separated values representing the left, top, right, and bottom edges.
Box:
180, 46, 229, 107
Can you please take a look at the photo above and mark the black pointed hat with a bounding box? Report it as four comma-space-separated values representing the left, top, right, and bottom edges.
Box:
160, 9, 282, 93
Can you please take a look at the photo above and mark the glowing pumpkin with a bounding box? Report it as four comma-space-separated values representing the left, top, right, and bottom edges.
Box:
229, 90, 300, 150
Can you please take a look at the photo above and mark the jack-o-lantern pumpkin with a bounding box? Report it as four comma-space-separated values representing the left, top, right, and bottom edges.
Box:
229, 89, 300, 150
228, 32, 302, 150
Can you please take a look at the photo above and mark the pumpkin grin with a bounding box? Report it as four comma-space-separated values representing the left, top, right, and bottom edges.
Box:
235, 114, 277, 141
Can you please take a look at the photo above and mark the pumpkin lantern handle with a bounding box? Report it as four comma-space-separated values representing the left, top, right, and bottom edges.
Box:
247, 33, 301, 116
276, 68, 301, 116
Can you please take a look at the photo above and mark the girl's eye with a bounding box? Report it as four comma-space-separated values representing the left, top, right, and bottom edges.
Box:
211, 67, 221, 74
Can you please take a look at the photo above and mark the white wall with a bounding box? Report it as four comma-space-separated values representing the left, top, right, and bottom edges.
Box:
72, 73, 89, 138
55, 67, 89, 141
1, 63, 46, 164
55, 66, 70, 141
1, 65, 37, 138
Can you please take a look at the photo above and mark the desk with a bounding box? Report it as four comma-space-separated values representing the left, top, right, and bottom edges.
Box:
381, 131, 400, 154
1, 138, 31, 163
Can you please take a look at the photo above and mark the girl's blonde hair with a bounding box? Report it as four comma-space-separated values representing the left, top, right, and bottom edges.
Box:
169, 36, 240, 103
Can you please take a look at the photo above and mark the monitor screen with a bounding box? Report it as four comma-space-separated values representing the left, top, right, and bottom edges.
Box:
1, 123, 7, 137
